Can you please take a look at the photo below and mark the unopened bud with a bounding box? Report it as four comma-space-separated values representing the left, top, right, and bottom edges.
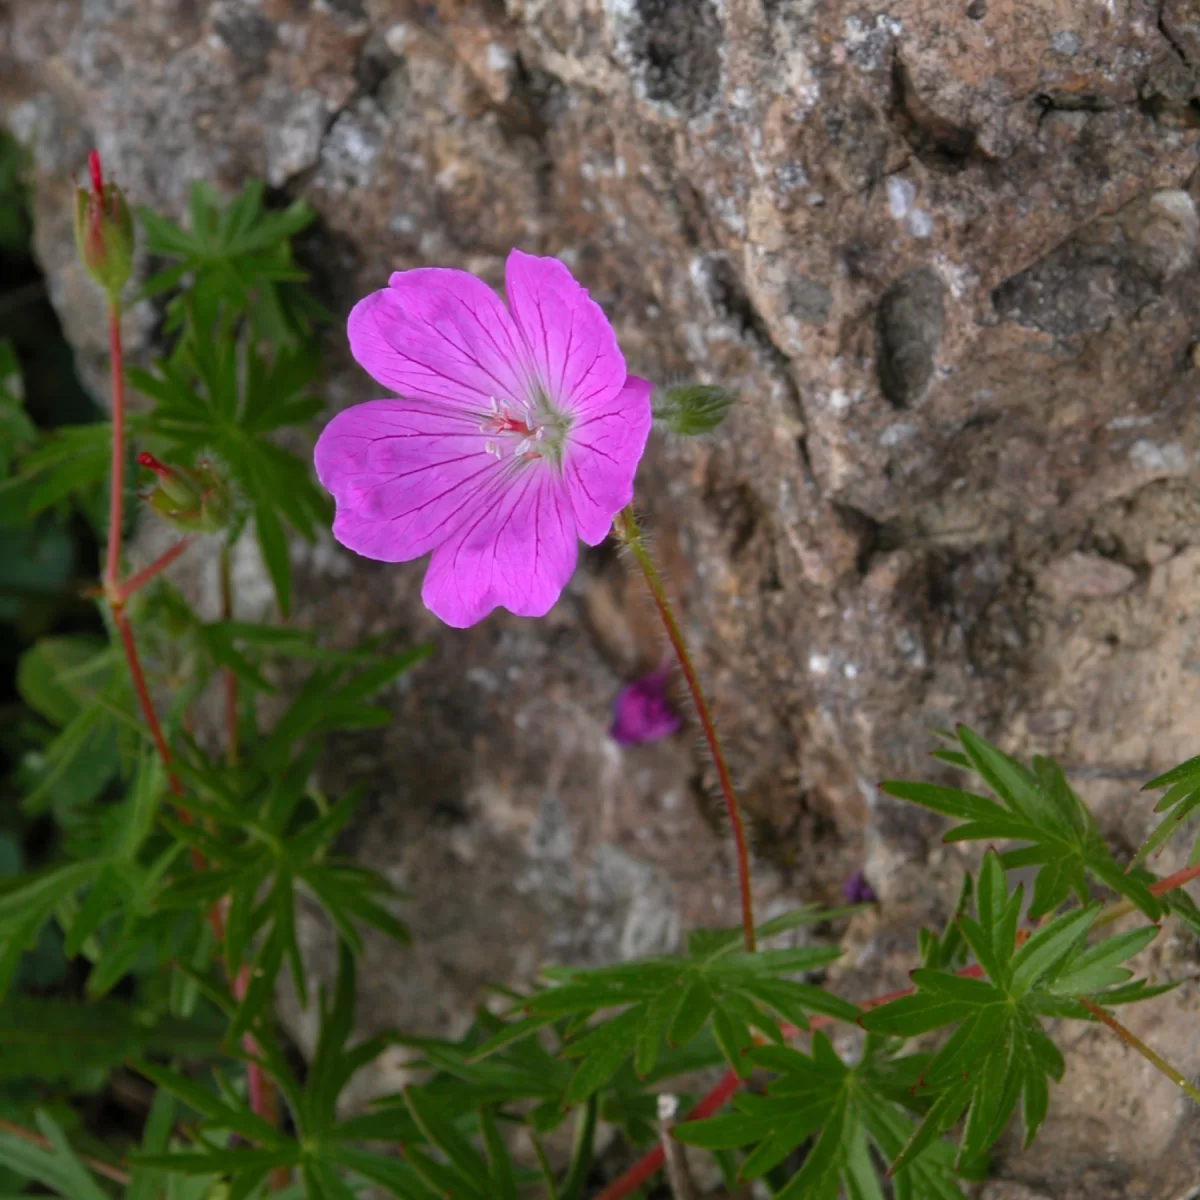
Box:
137, 452, 231, 533
652, 383, 735, 436
73, 150, 134, 299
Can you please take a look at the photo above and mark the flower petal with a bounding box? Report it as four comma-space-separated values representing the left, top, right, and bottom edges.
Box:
420, 465, 578, 627
347, 268, 527, 409
504, 249, 627, 414
315, 399, 502, 562
563, 374, 653, 545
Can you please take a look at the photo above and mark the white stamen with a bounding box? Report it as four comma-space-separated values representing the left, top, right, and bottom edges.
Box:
484, 440, 501, 458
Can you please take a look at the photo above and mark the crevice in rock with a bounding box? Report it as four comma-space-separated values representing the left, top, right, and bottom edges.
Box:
890, 56, 980, 173
1139, 90, 1200, 128
493, 54, 564, 219
700, 254, 812, 446
832, 502, 885, 579
1159, 0, 1193, 69
1035, 92, 1117, 127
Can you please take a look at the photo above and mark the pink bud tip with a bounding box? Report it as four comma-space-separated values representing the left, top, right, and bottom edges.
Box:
137, 451, 168, 476
88, 150, 104, 196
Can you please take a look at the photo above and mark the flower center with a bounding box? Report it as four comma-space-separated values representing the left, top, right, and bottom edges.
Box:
479, 391, 571, 466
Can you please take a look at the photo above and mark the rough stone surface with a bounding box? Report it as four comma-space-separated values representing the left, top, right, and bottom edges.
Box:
6, 0, 1200, 1192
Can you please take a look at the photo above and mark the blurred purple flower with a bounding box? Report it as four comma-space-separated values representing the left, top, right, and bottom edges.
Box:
840, 869, 877, 906
609, 667, 681, 745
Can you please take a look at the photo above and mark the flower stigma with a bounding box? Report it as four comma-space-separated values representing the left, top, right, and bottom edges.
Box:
479, 388, 572, 467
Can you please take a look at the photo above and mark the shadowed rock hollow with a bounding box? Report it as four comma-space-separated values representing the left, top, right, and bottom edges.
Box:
5, 0, 1200, 1192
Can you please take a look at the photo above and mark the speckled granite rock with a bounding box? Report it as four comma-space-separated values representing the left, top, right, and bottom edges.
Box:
5, 0, 1200, 1191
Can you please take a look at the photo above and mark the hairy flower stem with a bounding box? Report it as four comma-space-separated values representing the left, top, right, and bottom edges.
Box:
0, 1117, 130, 1186
1079, 998, 1200, 1106
104, 303, 124, 593
615, 506, 756, 952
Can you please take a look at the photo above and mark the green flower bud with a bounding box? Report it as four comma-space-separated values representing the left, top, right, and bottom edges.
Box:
652, 383, 735, 436
73, 151, 134, 299
138, 453, 231, 534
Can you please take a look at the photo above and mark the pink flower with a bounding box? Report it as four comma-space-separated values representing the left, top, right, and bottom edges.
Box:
610, 666, 681, 745
314, 250, 652, 627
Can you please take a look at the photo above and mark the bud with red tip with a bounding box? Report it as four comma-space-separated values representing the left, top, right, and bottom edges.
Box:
73, 150, 134, 299
137, 452, 231, 533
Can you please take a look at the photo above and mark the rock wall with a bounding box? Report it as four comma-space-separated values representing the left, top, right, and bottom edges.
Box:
5, 0, 1200, 1192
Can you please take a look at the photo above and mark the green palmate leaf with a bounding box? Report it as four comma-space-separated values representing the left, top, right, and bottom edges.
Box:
151, 640, 420, 1010
1135, 756, 1200, 866
676, 1035, 969, 1200
522, 932, 854, 1106
137, 180, 321, 344
862, 851, 1161, 1173
885, 730, 1162, 922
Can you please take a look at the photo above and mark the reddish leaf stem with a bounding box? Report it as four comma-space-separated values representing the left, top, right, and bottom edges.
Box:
616, 507, 756, 953
112, 605, 182, 798
118, 537, 194, 601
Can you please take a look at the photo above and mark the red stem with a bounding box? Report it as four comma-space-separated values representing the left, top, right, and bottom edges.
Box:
1150, 861, 1200, 896
104, 304, 124, 591
113, 606, 183, 798
118, 537, 194, 601
618, 508, 756, 952
101, 289, 280, 1160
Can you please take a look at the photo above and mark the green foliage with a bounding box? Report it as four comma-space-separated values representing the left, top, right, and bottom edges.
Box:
3, 161, 1197, 1200
130, 331, 330, 614
676, 1033, 972, 1200
884, 726, 1161, 921
132, 947, 438, 1200
860, 851, 1165, 1173
138, 180, 324, 346
513, 906, 860, 1107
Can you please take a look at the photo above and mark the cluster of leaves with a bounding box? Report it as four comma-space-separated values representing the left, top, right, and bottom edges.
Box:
1, 157, 1198, 1200
0, 177, 429, 1197
9, 181, 329, 616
